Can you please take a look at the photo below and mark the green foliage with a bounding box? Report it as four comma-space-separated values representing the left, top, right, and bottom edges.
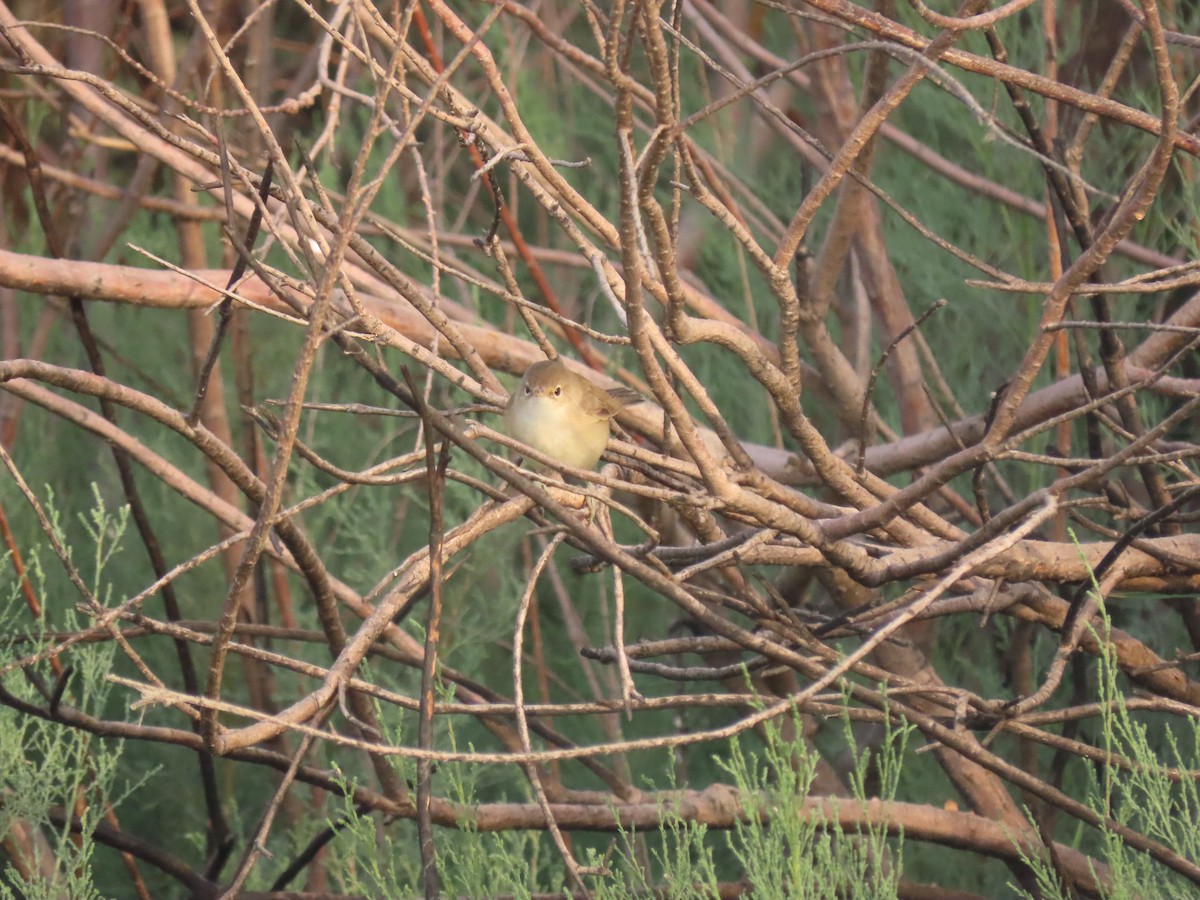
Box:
311, 704, 913, 898
320, 707, 547, 897
593, 706, 910, 899
1012, 547, 1200, 899
0, 492, 127, 899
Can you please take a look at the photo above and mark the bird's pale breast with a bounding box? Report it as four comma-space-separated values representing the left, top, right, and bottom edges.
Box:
505, 393, 611, 469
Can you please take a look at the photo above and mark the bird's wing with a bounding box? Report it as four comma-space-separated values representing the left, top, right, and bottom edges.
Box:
591, 386, 642, 417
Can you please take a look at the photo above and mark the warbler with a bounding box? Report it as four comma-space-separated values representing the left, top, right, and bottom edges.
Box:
504, 358, 641, 469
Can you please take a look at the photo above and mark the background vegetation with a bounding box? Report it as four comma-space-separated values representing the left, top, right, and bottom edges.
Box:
1, 0, 1199, 897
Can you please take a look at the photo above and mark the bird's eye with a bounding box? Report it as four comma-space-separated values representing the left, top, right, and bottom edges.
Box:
553, 386, 562, 397
524, 385, 531, 395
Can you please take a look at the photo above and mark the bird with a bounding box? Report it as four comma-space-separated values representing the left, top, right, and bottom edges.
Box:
504, 358, 641, 470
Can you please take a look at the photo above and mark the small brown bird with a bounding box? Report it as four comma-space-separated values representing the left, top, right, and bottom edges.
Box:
504, 358, 641, 469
